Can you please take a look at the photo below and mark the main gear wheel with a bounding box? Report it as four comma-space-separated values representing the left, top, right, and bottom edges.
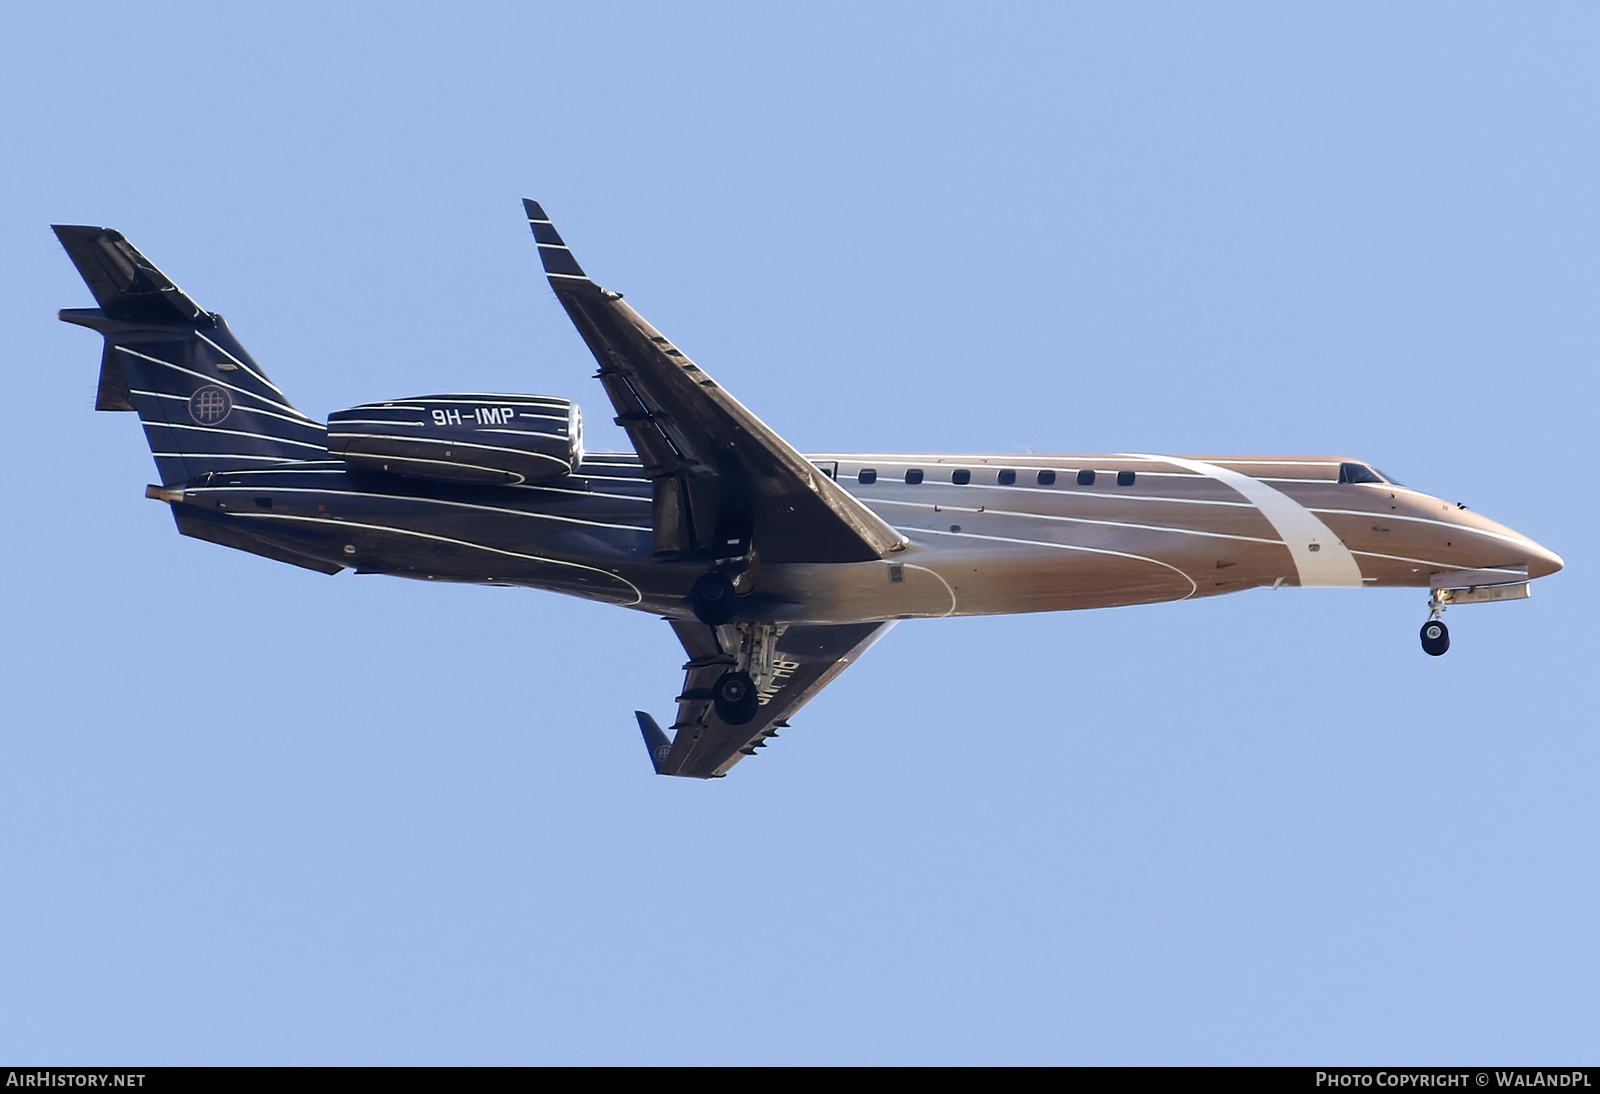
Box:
689, 571, 737, 626
713, 670, 760, 725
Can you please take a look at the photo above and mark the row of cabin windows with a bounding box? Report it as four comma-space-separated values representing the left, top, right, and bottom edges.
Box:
857, 468, 1137, 487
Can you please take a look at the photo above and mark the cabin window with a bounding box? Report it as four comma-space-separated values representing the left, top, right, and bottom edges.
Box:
951, 469, 970, 485
858, 468, 877, 484
905, 469, 924, 484
1117, 470, 1136, 486
1338, 462, 1385, 485
997, 469, 1016, 485
1077, 469, 1096, 486
1036, 470, 1056, 486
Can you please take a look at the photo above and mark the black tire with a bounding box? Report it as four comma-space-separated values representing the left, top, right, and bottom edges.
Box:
713, 670, 760, 725
690, 571, 737, 626
1420, 619, 1450, 657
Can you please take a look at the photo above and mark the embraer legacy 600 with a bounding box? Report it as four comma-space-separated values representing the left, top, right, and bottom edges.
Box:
54, 202, 1563, 778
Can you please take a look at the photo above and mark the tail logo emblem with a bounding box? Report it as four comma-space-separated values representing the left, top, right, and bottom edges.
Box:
189, 385, 232, 425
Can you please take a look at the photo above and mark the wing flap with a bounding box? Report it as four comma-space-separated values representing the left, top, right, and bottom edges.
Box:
654, 619, 895, 778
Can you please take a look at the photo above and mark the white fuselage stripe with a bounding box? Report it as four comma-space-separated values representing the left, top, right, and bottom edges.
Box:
860, 496, 1281, 546
847, 479, 1255, 508
114, 347, 313, 419
129, 389, 324, 432
141, 420, 328, 450
899, 526, 1199, 597
191, 330, 290, 399
520, 485, 650, 504
1309, 507, 1536, 553
1129, 455, 1363, 587
329, 432, 569, 463
330, 418, 425, 427
187, 485, 650, 532
152, 452, 294, 462
234, 513, 643, 603
378, 396, 570, 406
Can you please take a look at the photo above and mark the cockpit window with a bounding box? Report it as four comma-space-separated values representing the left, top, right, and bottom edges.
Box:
1338, 462, 1387, 485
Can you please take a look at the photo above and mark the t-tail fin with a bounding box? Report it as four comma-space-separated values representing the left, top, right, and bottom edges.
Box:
53, 225, 327, 485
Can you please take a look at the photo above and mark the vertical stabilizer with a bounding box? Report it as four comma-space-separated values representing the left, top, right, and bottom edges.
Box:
54, 226, 327, 485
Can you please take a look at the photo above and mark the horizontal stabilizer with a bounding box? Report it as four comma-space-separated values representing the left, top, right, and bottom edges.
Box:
52, 225, 205, 325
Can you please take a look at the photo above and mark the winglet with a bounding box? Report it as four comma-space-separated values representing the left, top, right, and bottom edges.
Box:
522, 198, 592, 285
635, 711, 672, 775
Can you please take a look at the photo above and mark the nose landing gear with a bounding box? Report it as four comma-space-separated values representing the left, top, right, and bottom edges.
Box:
1420, 589, 1449, 656
1415, 573, 1533, 655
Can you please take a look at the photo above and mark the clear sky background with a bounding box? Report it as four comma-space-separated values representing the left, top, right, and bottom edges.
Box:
1, 1, 1595, 1065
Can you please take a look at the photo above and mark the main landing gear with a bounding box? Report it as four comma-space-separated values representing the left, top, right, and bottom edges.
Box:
690, 571, 737, 626
689, 544, 757, 626
698, 620, 780, 727
713, 670, 760, 725
688, 546, 768, 724
1420, 589, 1449, 656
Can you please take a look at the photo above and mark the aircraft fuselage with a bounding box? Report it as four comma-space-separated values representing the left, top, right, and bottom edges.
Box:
159, 450, 1562, 624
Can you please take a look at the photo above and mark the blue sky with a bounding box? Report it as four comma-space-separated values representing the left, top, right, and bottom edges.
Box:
1, 2, 1595, 1063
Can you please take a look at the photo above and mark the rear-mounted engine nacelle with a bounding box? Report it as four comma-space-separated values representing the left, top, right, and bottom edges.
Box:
328, 394, 582, 485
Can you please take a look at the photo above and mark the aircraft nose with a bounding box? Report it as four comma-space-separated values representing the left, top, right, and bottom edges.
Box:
1445, 502, 1564, 580
1522, 537, 1564, 579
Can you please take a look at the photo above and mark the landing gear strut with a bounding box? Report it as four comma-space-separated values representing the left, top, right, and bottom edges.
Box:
713, 670, 760, 725
1420, 588, 1450, 656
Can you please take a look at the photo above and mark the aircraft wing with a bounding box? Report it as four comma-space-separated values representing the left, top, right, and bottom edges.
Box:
638, 620, 895, 779
524, 200, 905, 565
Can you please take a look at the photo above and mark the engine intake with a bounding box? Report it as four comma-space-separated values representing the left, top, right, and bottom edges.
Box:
328, 394, 582, 485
